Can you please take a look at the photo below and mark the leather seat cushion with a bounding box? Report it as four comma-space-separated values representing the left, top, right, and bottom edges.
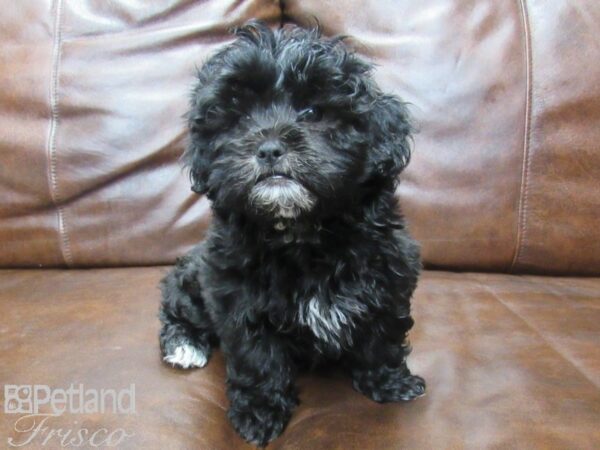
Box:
1, 268, 598, 448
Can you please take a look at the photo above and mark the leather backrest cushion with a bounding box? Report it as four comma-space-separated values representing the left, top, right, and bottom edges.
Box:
1, 1, 599, 274
0, 0, 280, 267
285, 0, 600, 275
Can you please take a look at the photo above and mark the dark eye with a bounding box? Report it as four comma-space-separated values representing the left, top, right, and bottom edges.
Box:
297, 106, 322, 122
190, 116, 204, 132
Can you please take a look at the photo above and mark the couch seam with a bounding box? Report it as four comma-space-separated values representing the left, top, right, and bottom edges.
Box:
46, 0, 73, 267
511, 0, 533, 273
466, 275, 600, 390
278, 0, 286, 26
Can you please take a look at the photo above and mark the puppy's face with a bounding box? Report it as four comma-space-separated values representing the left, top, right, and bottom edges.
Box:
186, 22, 412, 223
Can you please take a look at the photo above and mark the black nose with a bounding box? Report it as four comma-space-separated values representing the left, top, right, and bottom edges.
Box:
256, 140, 285, 164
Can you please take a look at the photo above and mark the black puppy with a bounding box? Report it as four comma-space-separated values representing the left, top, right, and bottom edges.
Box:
159, 21, 425, 446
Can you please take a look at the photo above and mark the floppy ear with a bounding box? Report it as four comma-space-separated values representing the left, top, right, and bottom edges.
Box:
366, 94, 413, 181
184, 134, 211, 195
183, 67, 221, 196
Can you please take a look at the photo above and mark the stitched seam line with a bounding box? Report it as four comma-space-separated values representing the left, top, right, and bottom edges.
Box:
46, 0, 72, 267
511, 0, 533, 272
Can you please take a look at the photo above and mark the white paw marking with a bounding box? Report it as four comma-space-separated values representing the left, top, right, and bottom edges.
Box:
164, 344, 207, 369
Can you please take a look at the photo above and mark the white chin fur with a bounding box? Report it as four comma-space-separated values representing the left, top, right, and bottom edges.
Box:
164, 344, 207, 369
249, 178, 315, 219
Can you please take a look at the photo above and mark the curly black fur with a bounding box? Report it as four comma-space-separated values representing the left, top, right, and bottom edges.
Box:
159, 21, 425, 447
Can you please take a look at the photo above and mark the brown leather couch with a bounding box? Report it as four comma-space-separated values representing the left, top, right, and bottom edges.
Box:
1, 1, 599, 448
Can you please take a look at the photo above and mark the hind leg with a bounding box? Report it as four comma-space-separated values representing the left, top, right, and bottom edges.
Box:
159, 247, 216, 369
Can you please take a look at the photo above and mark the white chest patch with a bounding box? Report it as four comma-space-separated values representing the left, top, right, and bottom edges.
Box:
298, 297, 366, 348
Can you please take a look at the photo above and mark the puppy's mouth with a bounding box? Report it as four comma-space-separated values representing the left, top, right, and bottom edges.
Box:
250, 173, 316, 219
256, 173, 295, 185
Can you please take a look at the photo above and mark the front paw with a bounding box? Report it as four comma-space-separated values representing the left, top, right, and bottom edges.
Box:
228, 396, 295, 447
352, 365, 426, 403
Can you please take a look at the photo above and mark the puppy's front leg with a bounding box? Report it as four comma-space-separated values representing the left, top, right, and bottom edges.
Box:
223, 326, 298, 447
348, 316, 426, 403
